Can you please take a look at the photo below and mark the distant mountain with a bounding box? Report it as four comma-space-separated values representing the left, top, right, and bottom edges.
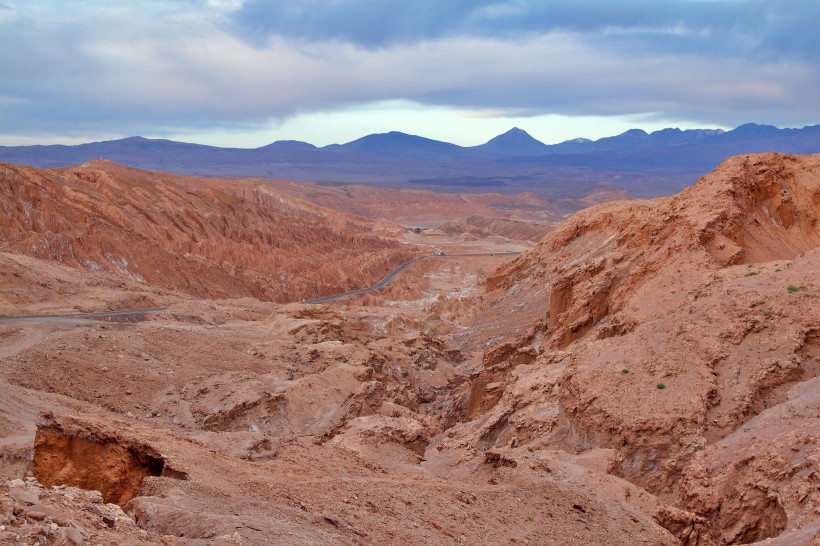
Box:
326, 131, 463, 159
1, 123, 819, 198
547, 127, 726, 154
257, 140, 318, 151
0, 136, 226, 170
724, 123, 783, 140
472, 127, 549, 156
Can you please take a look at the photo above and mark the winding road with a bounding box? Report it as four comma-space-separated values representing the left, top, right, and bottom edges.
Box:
0, 252, 520, 320
303, 251, 520, 304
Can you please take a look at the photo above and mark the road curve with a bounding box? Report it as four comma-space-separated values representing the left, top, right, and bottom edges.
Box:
0, 253, 521, 316
303, 251, 520, 304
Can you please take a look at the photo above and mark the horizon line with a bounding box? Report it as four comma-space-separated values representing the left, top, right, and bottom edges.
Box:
3, 121, 819, 150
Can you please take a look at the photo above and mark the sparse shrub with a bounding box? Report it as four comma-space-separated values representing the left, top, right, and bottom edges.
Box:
763, 310, 772, 318
527, 516, 534, 522
656, 383, 666, 390
745, 272, 758, 277
775, 268, 781, 272
787, 285, 807, 293
621, 368, 630, 374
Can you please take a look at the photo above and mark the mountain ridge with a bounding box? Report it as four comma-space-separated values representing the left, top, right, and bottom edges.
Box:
2, 123, 819, 199
4, 122, 817, 157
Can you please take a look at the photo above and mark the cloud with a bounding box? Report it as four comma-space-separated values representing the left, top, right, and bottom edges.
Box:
228, 0, 820, 63
0, 0, 817, 142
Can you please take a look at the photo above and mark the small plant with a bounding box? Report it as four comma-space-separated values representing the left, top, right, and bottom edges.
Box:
527, 516, 534, 522
656, 383, 666, 390
621, 368, 630, 374
775, 268, 781, 272
763, 310, 772, 318
787, 285, 807, 293
745, 271, 758, 277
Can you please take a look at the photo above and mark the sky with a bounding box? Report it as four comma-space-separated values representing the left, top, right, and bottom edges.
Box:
1, 0, 818, 147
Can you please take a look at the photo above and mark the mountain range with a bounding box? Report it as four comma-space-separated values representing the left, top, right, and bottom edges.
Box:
2, 123, 819, 198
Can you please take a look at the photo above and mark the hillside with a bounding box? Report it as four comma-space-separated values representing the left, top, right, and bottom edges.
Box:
483, 152, 820, 339
0, 153, 817, 545
0, 161, 414, 304
452, 153, 820, 544
438, 215, 552, 243
258, 179, 562, 225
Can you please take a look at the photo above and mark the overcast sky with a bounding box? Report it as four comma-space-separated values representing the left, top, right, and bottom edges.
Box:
1, 0, 818, 147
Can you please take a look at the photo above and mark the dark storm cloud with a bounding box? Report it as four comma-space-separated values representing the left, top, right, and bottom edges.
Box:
229, 0, 820, 62
0, 0, 817, 142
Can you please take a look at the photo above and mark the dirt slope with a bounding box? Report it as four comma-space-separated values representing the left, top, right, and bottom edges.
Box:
0, 161, 414, 303
479, 152, 819, 347
0, 153, 818, 545
454, 153, 820, 544
258, 180, 560, 225
438, 215, 552, 243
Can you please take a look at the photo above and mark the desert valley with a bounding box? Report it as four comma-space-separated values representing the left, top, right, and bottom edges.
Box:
2, 1, 819, 545
0, 149, 817, 545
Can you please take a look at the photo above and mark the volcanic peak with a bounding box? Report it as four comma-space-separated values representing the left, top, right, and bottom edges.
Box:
475, 127, 549, 156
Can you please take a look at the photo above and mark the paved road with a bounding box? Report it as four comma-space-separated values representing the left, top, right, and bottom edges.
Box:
303, 251, 520, 304
0, 307, 168, 323
0, 252, 521, 315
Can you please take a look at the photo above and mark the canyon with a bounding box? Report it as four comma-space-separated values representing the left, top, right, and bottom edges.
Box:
0, 152, 818, 545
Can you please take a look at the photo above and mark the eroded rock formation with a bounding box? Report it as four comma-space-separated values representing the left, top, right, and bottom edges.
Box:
0, 153, 818, 545
0, 161, 414, 303
460, 153, 820, 544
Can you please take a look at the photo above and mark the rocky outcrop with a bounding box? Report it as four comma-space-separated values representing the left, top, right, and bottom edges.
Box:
33, 413, 185, 506
1, 476, 164, 545
486, 153, 820, 350
464, 153, 820, 544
